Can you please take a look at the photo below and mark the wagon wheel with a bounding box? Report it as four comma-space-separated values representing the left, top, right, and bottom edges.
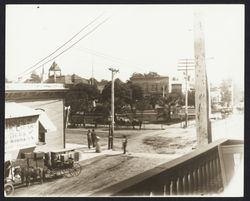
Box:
46, 168, 57, 178
54, 168, 63, 177
62, 168, 72, 178
70, 163, 81, 177
4, 183, 14, 196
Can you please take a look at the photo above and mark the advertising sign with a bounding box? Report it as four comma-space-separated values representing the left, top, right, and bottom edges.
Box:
5, 116, 38, 152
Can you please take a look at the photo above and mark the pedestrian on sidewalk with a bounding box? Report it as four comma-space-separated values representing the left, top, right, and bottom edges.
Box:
95, 136, 101, 153
91, 128, 96, 147
122, 135, 128, 154
87, 130, 92, 149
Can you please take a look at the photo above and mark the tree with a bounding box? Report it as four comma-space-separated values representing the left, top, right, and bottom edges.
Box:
156, 92, 184, 121
131, 73, 144, 78
126, 81, 143, 114
148, 94, 161, 109
65, 83, 100, 114
101, 79, 131, 114
100, 79, 144, 116
24, 72, 41, 83
144, 72, 160, 78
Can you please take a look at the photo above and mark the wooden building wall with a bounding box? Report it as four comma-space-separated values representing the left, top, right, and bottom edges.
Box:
14, 99, 65, 152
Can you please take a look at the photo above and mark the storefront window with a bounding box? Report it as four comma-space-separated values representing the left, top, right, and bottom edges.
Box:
37, 122, 46, 145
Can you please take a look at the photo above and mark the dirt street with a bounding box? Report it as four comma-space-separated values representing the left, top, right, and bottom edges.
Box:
12, 122, 198, 197
66, 122, 197, 154
12, 113, 243, 197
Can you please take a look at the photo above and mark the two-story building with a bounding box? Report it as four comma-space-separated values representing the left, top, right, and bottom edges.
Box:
130, 73, 169, 97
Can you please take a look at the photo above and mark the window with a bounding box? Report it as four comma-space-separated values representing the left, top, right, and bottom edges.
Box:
151, 84, 157, 91
35, 108, 57, 145
38, 124, 46, 144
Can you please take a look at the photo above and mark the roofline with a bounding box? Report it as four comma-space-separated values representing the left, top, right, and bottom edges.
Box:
5, 83, 68, 92
5, 114, 39, 120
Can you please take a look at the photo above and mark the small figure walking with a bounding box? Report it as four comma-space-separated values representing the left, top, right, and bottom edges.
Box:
87, 130, 92, 149
91, 129, 96, 147
122, 135, 128, 154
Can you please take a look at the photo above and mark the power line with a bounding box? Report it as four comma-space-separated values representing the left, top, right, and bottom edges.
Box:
18, 13, 105, 78
20, 16, 111, 78
76, 47, 148, 72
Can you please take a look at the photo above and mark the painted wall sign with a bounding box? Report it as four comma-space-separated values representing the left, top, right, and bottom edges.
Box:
5, 116, 38, 152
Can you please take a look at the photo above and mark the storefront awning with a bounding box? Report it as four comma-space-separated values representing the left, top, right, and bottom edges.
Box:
37, 110, 57, 132
5, 102, 39, 119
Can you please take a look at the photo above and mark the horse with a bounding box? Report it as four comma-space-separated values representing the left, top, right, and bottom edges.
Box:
14, 166, 43, 186
115, 117, 131, 128
131, 119, 142, 130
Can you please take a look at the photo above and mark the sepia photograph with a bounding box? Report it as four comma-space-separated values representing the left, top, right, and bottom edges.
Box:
4, 4, 244, 197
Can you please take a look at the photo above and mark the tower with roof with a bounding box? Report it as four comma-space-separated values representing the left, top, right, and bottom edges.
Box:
48, 61, 62, 83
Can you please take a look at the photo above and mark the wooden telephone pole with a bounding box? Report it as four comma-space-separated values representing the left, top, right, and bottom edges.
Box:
108, 68, 119, 149
194, 11, 212, 146
177, 59, 195, 128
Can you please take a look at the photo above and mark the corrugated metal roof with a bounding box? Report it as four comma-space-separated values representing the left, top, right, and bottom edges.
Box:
5, 102, 40, 119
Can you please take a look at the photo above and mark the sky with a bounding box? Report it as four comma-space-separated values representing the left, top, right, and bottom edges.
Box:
6, 4, 244, 89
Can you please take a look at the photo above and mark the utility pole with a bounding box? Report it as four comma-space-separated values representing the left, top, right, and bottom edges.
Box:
108, 68, 119, 149
194, 11, 211, 146
177, 59, 195, 128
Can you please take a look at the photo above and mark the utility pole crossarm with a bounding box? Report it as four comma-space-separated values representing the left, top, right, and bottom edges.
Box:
108, 68, 119, 73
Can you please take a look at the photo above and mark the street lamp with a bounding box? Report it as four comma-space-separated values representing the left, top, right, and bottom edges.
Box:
108, 68, 119, 149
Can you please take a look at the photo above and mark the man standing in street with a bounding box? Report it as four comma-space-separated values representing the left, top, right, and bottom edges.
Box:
91, 128, 96, 147
122, 135, 128, 154
87, 130, 92, 149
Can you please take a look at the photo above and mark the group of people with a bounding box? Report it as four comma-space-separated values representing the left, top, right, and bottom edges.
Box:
85, 129, 128, 154
86, 129, 101, 153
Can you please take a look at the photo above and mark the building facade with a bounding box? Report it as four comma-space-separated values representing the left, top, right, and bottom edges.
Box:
5, 103, 40, 160
130, 75, 169, 97
171, 83, 182, 94
5, 83, 68, 159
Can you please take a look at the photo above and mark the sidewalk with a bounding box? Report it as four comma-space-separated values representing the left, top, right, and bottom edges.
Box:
66, 143, 122, 161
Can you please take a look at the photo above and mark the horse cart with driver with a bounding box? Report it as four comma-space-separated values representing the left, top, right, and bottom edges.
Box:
4, 159, 43, 196
4, 149, 81, 196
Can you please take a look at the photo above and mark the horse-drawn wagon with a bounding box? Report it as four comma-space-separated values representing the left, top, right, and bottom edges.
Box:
43, 148, 81, 179
4, 158, 43, 196
4, 148, 82, 196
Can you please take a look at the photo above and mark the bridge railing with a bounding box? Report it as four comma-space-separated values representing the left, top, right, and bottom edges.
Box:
92, 138, 243, 196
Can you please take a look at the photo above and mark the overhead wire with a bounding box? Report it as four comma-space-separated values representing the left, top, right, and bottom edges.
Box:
76, 47, 149, 72
20, 16, 111, 78
18, 13, 105, 78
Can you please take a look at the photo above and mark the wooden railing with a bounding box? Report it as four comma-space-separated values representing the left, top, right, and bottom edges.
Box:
92, 138, 243, 196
